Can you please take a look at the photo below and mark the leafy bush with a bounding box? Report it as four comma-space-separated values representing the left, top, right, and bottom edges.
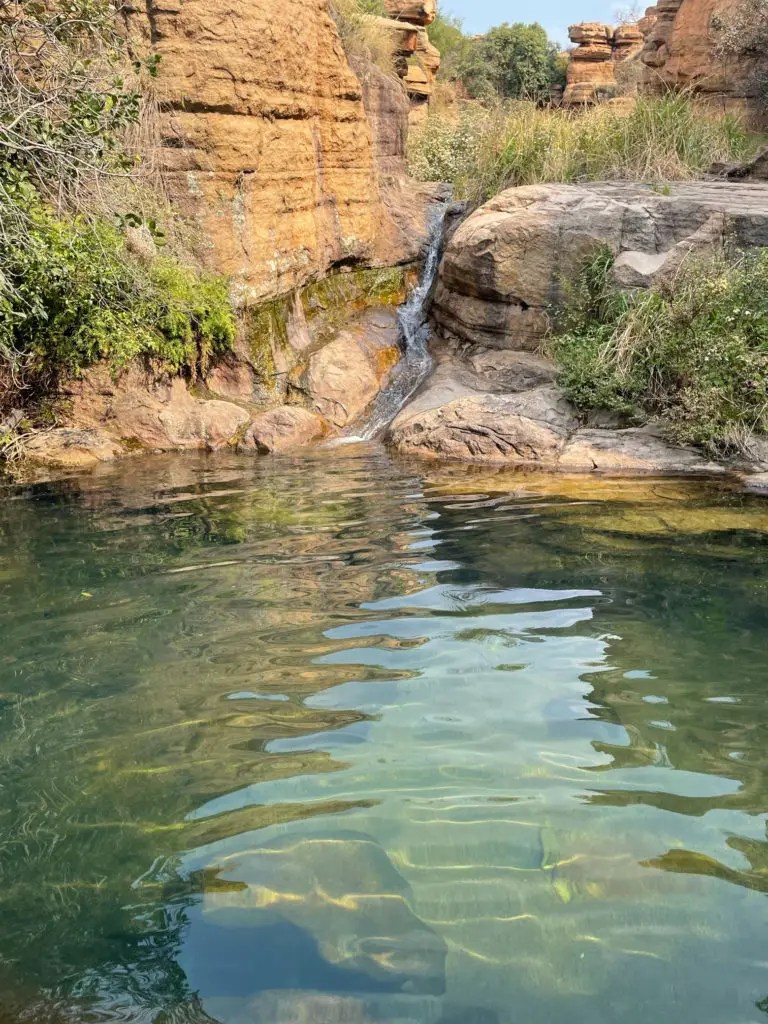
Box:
409, 94, 759, 201
551, 246, 768, 452
0, 1, 236, 415
0, 186, 235, 406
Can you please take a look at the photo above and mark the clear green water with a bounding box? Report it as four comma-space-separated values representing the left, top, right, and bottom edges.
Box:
2, 446, 768, 1024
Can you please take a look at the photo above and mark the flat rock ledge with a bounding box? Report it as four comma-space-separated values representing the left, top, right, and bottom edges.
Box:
387, 348, 730, 477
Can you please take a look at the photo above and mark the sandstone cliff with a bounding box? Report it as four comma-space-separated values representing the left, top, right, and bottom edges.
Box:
123, 0, 433, 304
639, 0, 763, 122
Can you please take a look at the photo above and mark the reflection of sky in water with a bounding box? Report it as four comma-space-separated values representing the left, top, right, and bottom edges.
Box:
0, 449, 767, 1023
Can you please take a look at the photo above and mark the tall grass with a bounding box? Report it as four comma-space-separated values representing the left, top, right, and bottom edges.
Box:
551, 247, 768, 453
409, 95, 761, 201
332, 0, 399, 77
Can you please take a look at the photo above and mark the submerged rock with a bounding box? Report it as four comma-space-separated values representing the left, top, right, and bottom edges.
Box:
21, 428, 125, 469
196, 830, 447, 999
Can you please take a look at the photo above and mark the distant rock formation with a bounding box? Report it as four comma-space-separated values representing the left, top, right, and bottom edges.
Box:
563, 22, 645, 105
376, 0, 440, 124
639, 0, 764, 124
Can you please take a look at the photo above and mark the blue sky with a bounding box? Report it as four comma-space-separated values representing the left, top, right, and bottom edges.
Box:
445, 0, 623, 49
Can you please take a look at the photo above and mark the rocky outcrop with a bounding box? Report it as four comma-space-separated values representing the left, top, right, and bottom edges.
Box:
24, 294, 408, 470
388, 179, 768, 478
21, 429, 126, 471
639, 0, 764, 123
432, 181, 768, 350
388, 345, 725, 474
374, 0, 440, 124
122, 0, 432, 305
563, 22, 644, 105
383, 0, 437, 24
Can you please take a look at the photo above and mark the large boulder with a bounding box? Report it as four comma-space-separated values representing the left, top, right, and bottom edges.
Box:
432, 181, 768, 350
389, 385, 577, 463
244, 407, 328, 453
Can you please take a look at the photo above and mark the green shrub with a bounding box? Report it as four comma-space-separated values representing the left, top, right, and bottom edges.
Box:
409, 95, 760, 202
551, 246, 768, 452
0, 188, 236, 400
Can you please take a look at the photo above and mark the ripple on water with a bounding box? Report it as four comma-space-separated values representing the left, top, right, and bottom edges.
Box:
0, 449, 767, 1022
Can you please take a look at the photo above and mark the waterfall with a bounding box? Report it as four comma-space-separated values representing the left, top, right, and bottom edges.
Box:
354, 203, 448, 440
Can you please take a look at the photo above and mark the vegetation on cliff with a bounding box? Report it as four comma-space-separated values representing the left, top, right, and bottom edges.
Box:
409, 94, 758, 201
0, 0, 235, 417
551, 246, 768, 452
712, 0, 768, 102
331, 0, 397, 74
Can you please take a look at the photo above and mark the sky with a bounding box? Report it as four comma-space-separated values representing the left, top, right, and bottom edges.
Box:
445, 0, 627, 49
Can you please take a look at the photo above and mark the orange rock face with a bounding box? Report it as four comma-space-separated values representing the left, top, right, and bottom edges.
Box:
639, 0, 763, 122
123, 0, 425, 304
563, 22, 644, 105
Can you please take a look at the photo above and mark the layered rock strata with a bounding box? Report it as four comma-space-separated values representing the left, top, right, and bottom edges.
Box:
122, 0, 431, 304
563, 21, 644, 105
376, 0, 440, 123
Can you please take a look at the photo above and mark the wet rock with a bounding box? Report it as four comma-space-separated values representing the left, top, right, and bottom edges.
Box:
558, 427, 724, 474
305, 309, 402, 428
389, 386, 577, 463
244, 407, 328, 453
741, 472, 768, 493
63, 365, 250, 451
21, 428, 124, 469
389, 353, 730, 475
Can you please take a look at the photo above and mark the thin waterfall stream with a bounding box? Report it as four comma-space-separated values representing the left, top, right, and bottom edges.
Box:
351, 202, 449, 441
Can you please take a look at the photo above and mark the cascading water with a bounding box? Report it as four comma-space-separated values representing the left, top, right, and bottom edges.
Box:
352, 202, 449, 440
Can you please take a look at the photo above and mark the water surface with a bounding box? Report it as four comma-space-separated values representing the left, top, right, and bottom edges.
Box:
1, 446, 767, 1023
